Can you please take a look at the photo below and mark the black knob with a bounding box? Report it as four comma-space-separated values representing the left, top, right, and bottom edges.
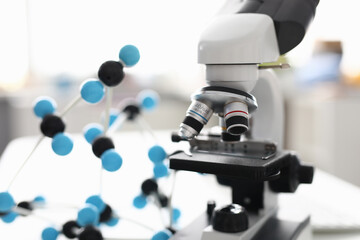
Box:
212, 204, 248, 233
298, 165, 314, 184
269, 154, 314, 193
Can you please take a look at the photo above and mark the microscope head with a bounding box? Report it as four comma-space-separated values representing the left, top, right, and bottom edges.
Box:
179, 14, 279, 139
179, 0, 319, 140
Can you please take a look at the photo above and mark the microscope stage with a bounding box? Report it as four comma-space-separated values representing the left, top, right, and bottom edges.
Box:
169, 150, 291, 181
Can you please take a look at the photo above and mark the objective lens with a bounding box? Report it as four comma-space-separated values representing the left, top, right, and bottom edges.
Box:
224, 102, 249, 135
179, 100, 213, 139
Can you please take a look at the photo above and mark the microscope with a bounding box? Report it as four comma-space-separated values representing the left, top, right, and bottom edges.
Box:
170, 0, 320, 239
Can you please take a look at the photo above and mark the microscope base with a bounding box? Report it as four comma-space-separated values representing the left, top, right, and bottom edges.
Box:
171, 211, 311, 240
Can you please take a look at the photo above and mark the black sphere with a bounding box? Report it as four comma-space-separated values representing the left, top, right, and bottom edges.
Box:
17, 201, 33, 211
62, 220, 80, 239
166, 227, 177, 234
17, 201, 33, 216
92, 136, 115, 158
122, 104, 140, 120
158, 194, 169, 208
141, 179, 158, 196
98, 61, 124, 87
40, 114, 65, 138
78, 226, 103, 240
99, 204, 112, 223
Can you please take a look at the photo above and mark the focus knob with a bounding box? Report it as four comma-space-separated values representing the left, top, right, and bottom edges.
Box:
269, 154, 314, 193
212, 204, 248, 233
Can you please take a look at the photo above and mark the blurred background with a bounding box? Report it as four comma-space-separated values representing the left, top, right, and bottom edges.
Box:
1, 0, 360, 187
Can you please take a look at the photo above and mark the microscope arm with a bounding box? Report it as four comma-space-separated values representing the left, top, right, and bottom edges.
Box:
221, 0, 320, 54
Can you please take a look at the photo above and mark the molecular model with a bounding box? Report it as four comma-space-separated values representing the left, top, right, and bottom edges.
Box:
0, 45, 181, 240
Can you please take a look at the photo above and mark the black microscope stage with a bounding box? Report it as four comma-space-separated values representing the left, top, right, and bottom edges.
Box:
169, 150, 292, 181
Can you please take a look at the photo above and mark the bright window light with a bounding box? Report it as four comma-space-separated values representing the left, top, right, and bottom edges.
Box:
0, 1, 28, 91
27, 0, 223, 93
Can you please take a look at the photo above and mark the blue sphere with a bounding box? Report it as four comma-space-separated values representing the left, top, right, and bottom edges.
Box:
33, 195, 46, 204
119, 45, 140, 67
52, 133, 73, 156
106, 217, 119, 227
109, 110, 119, 127
172, 208, 181, 222
80, 79, 105, 104
148, 145, 167, 163
142, 96, 157, 110
86, 195, 105, 212
153, 163, 169, 179
138, 90, 159, 111
77, 204, 99, 227
41, 227, 59, 240
0, 192, 15, 212
151, 230, 172, 240
33, 97, 57, 118
101, 149, 123, 172
1, 212, 18, 223
83, 123, 104, 144
133, 194, 147, 209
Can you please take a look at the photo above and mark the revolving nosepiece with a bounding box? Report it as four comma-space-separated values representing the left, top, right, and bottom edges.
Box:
179, 100, 213, 139
224, 101, 249, 135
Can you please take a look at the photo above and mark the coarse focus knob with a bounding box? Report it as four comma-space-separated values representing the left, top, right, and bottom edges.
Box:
212, 204, 248, 233
269, 154, 314, 193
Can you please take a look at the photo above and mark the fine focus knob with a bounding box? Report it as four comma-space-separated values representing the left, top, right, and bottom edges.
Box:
269, 154, 314, 193
212, 204, 248, 233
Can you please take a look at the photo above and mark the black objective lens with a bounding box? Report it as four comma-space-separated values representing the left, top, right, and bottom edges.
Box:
224, 102, 249, 135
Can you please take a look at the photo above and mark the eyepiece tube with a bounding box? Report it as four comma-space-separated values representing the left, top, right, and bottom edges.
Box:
179, 100, 213, 139
224, 101, 249, 135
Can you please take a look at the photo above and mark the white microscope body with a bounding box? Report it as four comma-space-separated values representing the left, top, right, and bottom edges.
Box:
199, 13, 284, 147
196, 14, 292, 240
199, 14, 279, 91
179, 13, 284, 149
171, 1, 319, 239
